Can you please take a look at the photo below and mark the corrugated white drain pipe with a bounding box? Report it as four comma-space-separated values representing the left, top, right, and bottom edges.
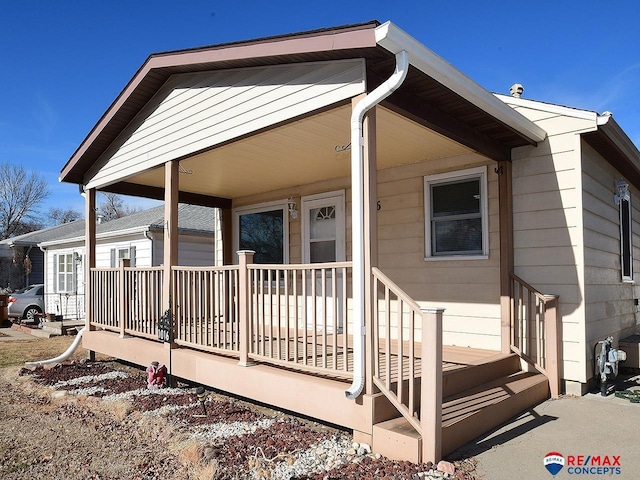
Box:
345, 50, 409, 399
25, 327, 86, 367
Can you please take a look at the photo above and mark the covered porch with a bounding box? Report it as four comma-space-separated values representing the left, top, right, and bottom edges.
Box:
60, 21, 558, 461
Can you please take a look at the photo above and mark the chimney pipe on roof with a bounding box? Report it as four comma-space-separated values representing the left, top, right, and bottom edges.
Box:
510, 83, 524, 98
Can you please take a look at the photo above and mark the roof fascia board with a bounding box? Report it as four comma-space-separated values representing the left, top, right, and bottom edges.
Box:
39, 226, 150, 248
59, 26, 378, 184
375, 22, 546, 145
597, 114, 640, 169
495, 94, 599, 121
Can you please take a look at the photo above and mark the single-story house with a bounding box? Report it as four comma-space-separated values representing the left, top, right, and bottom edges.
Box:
2, 204, 218, 320
57, 21, 640, 463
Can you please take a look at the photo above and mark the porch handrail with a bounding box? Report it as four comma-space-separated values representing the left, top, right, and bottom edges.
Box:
172, 265, 241, 355
371, 267, 442, 462
246, 261, 354, 378
89, 267, 120, 332
123, 266, 163, 339
510, 273, 560, 398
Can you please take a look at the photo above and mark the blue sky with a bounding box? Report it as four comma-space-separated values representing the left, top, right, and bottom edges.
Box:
1, 0, 639, 218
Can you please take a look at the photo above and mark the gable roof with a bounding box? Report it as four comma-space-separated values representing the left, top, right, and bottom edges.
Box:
496, 93, 640, 190
59, 21, 545, 196
1, 204, 216, 248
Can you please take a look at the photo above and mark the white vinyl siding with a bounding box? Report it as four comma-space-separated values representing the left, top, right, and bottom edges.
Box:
86, 59, 365, 189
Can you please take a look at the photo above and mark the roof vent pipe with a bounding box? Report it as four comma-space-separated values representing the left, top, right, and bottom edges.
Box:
345, 50, 409, 400
510, 83, 524, 98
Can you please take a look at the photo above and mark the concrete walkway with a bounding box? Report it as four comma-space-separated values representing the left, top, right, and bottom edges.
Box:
0, 325, 33, 340
453, 375, 640, 479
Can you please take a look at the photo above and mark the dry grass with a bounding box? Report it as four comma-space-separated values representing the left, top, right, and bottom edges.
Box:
0, 333, 111, 368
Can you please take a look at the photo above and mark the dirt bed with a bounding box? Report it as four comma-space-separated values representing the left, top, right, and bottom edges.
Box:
0, 360, 484, 479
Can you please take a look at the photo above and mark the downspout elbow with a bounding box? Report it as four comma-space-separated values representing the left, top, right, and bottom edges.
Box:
345, 50, 409, 400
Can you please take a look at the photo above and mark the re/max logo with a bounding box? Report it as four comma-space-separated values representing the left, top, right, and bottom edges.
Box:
566, 456, 621, 467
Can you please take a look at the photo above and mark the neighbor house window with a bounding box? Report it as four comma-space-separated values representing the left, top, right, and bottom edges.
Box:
236, 202, 287, 264
110, 247, 136, 267
424, 166, 488, 259
616, 179, 633, 282
57, 253, 75, 293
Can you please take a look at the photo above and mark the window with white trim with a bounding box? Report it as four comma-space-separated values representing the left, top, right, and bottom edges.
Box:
236, 202, 287, 264
424, 166, 488, 259
57, 253, 75, 293
616, 179, 633, 282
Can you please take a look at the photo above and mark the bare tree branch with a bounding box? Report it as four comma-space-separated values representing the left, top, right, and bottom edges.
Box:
48, 207, 83, 225
0, 163, 49, 239
98, 192, 142, 221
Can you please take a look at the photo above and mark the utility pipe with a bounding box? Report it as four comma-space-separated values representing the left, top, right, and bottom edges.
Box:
345, 50, 409, 399
24, 327, 86, 367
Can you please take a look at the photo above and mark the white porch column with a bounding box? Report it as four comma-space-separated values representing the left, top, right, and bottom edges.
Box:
163, 161, 179, 333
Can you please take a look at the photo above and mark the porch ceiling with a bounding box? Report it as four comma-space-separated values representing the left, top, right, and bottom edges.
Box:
120, 104, 471, 200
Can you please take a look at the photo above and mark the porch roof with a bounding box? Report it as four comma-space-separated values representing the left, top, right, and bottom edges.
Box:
59, 21, 545, 204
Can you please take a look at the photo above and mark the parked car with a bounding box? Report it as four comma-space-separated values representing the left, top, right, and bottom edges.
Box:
8, 284, 45, 322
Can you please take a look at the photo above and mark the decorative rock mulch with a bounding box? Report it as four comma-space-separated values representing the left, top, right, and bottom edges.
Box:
18, 360, 482, 479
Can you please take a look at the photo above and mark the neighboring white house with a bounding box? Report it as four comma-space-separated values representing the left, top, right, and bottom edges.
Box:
37, 204, 218, 320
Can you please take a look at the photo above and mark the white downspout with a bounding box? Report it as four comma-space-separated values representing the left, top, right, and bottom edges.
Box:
25, 327, 85, 366
345, 50, 409, 399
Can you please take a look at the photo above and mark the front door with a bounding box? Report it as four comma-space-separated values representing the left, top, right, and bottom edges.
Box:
302, 191, 345, 333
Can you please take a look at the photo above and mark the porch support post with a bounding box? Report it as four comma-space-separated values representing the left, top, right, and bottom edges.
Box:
363, 105, 377, 396
420, 307, 443, 463
118, 259, 130, 338
498, 159, 514, 354
237, 250, 255, 366
544, 295, 561, 398
84, 187, 96, 362
163, 161, 179, 336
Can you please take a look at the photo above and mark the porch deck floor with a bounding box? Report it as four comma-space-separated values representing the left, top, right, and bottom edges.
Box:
249, 336, 503, 383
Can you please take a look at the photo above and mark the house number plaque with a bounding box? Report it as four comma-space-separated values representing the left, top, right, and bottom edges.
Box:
158, 309, 172, 343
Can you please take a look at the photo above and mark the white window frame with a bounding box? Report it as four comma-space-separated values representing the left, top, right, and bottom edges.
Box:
424, 166, 489, 260
57, 252, 75, 293
233, 199, 290, 264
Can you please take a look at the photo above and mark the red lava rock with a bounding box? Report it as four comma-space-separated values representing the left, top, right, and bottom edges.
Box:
22, 361, 481, 480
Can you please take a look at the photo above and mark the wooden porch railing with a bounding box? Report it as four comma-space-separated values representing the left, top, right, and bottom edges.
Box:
510, 273, 560, 398
90, 267, 120, 332
246, 261, 353, 378
371, 267, 443, 463
123, 266, 163, 339
172, 265, 240, 355
90, 261, 164, 339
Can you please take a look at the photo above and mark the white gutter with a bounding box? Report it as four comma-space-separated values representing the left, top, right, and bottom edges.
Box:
375, 22, 547, 145
345, 50, 409, 399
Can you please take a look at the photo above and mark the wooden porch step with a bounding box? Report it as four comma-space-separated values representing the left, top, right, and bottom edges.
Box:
442, 352, 521, 398
441, 371, 549, 455
372, 371, 549, 462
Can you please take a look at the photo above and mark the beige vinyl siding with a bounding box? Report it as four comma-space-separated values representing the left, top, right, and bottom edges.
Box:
508, 100, 598, 383
377, 153, 501, 350
234, 152, 502, 350
86, 60, 365, 189
581, 141, 637, 372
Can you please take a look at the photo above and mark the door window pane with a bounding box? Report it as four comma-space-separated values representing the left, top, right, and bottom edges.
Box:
239, 209, 284, 264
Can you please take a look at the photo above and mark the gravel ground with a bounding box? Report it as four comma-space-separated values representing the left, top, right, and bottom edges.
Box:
0, 360, 484, 479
